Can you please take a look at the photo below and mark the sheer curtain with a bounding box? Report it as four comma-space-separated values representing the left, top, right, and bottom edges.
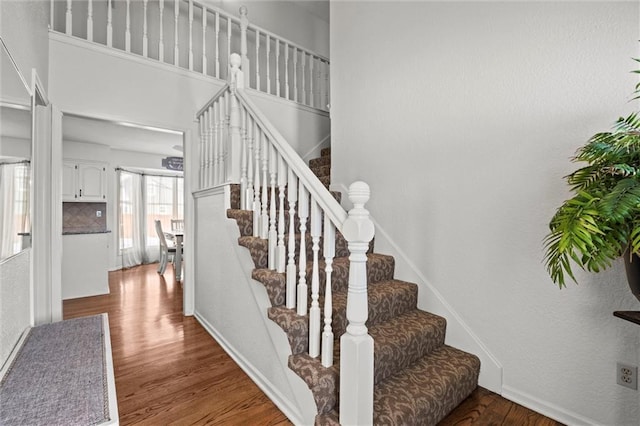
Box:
118, 169, 183, 268
118, 170, 145, 268
0, 162, 30, 260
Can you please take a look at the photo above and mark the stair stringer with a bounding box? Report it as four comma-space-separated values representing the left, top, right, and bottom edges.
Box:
333, 183, 503, 394
193, 185, 318, 425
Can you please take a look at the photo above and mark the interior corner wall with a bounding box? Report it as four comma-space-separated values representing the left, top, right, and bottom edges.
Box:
331, 2, 640, 425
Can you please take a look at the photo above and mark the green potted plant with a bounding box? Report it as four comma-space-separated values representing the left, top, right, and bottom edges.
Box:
544, 60, 640, 300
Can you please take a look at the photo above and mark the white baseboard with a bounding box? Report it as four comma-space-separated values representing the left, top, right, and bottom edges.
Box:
502, 385, 596, 425
194, 311, 306, 425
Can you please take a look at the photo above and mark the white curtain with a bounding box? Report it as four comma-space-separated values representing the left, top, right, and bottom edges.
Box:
118, 170, 145, 268
0, 163, 30, 260
118, 170, 183, 268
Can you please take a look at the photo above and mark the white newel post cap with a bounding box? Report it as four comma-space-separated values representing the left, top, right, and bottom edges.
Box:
229, 53, 244, 89
343, 181, 375, 244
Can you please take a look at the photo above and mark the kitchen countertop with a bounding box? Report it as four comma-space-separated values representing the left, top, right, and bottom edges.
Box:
62, 230, 111, 235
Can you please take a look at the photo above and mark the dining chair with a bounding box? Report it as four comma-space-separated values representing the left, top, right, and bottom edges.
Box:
171, 219, 184, 232
155, 220, 176, 275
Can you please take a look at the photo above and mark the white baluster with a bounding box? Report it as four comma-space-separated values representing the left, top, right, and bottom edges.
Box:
239, 108, 248, 210
240, 6, 250, 88
246, 115, 254, 210
253, 123, 261, 237
207, 104, 214, 187
107, 0, 113, 47
125, 0, 131, 52
199, 114, 205, 189
142, 0, 148, 57
158, 0, 164, 61
65, 0, 72, 35
321, 218, 335, 367
219, 93, 228, 184
260, 133, 269, 239
255, 30, 261, 91
212, 99, 223, 185
87, 0, 93, 42
228, 61, 242, 183
340, 181, 375, 426
325, 61, 330, 110
202, 6, 207, 75
301, 51, 306, 105
174, 0, 179, 65
188, 0, 194, 70
297, 185, 309, 316
266, 34, 271, 94
215, 12, 220, 78
226, 17, 231, 79
275, 39, 281, 97
284, 43, 290, 100
268, 144, 277, 270
309, 56, 314, 108
276, 155, 286, 273
293, 48, 298, 102
50, 0, 54, 30
286, 169, 298, 309
308, 199, 322, 357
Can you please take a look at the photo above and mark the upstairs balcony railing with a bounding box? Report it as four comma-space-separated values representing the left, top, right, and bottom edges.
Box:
50, 0, 330, 111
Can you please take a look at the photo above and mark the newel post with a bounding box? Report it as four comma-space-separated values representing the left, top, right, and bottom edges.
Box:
239, 6, 251, 88
340, 181, 375, 426
227, 53, 244, 183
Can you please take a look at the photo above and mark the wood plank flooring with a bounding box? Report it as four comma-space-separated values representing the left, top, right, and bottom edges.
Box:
63, 264, 563, 426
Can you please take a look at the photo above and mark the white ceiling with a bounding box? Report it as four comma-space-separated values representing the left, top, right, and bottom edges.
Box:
62, 114, 184, 157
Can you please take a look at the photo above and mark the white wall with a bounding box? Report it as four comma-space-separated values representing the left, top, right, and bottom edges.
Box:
331, 2, 640, 425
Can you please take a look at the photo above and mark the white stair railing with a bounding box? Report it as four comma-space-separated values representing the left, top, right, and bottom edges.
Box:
50, 2, 329, 111
195, 55, 374, 424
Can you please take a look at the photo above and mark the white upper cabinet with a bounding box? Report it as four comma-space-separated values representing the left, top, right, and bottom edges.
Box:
63, 161, 107, 202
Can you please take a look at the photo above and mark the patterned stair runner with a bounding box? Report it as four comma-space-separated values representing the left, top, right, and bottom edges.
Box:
226, 147, 480, 425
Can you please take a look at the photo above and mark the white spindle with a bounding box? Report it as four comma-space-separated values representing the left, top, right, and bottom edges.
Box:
215, 12, 220, 78
340, 182, 375, 426
174, 0, 179, 65
240, 6, 249, 88
227, 17, 231, 79
239, 108, 248, 210
107, 0, 113, 46
268, 144, 277, 270
293, 48, 298, 102
199, 114, 205, 189
309, 56, 314, 108
50, 0, 54, 30
276, 155, 286, 273
202, 6, 207, 75
260, 134, 269, 239
321, 218, 335, 367
325, 61, 330, 109
266, 34, 271, 95
255, 30, 260, 91
286, 169, 298, 309
253, 122, 262, 237
308, 199, 322, 357
212, 101, 220, 186
87, 0, 93, 42
228, 74, 242, 183
125, 0, 131, 52
158, 0, 165, 61
284, 43, 290, 100
143, 0, 149, 57
275, 39, 280, 97
296, 185, 309, 316
188, 0, 194, 70
301, 51, 306, 105
246, 115, 254, 210
65, 0, 72, 35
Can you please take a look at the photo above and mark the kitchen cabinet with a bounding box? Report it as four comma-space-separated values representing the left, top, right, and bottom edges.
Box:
62, 232, 109, 299
63, 161, 107, 201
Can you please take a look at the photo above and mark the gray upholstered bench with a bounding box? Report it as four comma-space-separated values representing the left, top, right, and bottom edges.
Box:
0, 314, 119, 425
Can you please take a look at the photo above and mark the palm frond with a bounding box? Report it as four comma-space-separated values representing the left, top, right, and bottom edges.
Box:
600, 178, 640, 223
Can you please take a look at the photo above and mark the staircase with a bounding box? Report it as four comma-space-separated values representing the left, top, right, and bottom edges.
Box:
227, 148, 481, 425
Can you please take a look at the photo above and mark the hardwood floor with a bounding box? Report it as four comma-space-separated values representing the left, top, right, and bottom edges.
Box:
63, 264, 562, 426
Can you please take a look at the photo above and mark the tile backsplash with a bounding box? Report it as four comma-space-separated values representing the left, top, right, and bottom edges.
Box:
63, 202, 107, 233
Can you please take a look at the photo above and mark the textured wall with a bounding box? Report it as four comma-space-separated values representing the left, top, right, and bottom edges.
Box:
0, 250, 31, 369
331, 2, 640, 424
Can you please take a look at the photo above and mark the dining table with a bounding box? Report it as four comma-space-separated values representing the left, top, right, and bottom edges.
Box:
168, 231, 184, 281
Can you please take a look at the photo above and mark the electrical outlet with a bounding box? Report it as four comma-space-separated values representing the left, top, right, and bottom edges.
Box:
96, 210, 102, 218
617, 362, 638, 390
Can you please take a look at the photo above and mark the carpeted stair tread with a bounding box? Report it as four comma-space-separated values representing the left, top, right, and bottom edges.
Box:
268, 306, 309, 354
368, 309, 446, 384
289, 353, 339, 415
315, 410, 339, 426
309, 155, 331, 169
373, 345, 480, 425
321, 147, 331, 157
311, 164, 331, 179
